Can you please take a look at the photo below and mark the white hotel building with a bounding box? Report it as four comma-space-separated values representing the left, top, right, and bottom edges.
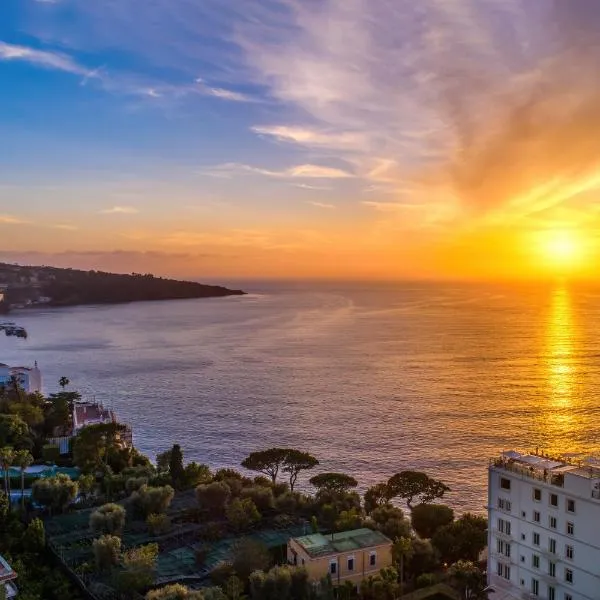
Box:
488, 450, 600, 600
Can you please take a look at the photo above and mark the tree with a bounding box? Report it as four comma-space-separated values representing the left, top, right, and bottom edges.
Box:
93, 534, 122, 571
231, 538, 271, 581
241, 448, 289, 483
59, 376, 70, 389
184, 462, 211, 487
240, 486, 274, 512
31, 473, 78, 513
367, 506, 411, 541
79, 472, 96, 501
387, 471, 450, 508
224, 576, 246, 600
118, 543, 159, 594
309, 473, 358, 494
196, 481, 231, 517
23, 517, 46, 551
406, 538, 438, 580
146, 584, 204, 599
431, 513, 487, 564
90, 503, 126, 535
226, 497, 261, 531
250, 565, 292, 600
282, 450, 318, 491
156, 449, 172, 473
364, 483, 393, 514
129, 484, 174, 518
0, 446, 14, 498
13, 449, 33, 510
0, 415, 30, 449
169, 444, 185, 489
410, 503, 454, 539
448, 560, 488, 599
392, 537, 413, 596
335, 508, 363, 532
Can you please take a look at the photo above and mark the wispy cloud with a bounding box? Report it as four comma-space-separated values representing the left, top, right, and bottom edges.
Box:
294, 183, 332, 191
251, 125, 365, 150
100, 206, 139, 214
0, 41, 90, 76
308, 201, 335, 209
205, 162, 354, 180
196, 78, 257, 102
0, 215, 29, 225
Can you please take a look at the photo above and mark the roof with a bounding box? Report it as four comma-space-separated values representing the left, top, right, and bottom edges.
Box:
0, 554, 17, 583
292, 528, 391, 558
496, 450, 600, 480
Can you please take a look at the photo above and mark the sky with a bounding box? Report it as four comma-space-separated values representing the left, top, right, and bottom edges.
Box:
2, 0, 600, 280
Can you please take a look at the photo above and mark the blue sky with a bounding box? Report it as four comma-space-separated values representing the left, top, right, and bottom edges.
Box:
2, 1, 600, 279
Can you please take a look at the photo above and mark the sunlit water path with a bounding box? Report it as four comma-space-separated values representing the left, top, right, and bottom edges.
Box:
2, 281, 600, 512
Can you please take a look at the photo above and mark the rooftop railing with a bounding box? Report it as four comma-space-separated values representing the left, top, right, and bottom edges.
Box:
490, 458, 565, 487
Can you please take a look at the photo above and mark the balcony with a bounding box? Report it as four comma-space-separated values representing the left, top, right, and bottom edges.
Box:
493, 528, 512, 541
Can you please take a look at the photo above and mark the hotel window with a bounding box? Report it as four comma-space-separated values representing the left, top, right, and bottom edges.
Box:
549, 561, 556, 577
567, 499, 575, 513
532, 554, 540, 569
549, 538, 556, 554
521, 533, 526, 541
521, 510, 526, 518
521, 556, 525, 563
533, 488, 542, 501
550, 493, 558, 507
549, 516, 557, 529
503, 565, 510, 580
498, 498, 505, 510
497, 539, 504, 554
565, 595, 573, 600
548, 586, 556, 600
369, 551, 376, 567
500, 477, 511, 490
506, 500, 511, 511
567, 522, 574, 535
533, 511, 540, 523
533, 532, 540, 546
565, 545, 574, 560
505, 543, 511, 558
565, 568, 573, 584
347, 556, 354, 572
329, 560, 337, 575
531, 578, 539, 596
497, 562, 503, 577
506, 520, 511, 535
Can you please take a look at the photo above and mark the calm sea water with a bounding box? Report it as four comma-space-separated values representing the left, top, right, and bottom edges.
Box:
2, 280, 600, 512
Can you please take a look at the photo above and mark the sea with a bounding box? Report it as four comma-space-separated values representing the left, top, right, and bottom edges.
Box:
2, 280, 600, 513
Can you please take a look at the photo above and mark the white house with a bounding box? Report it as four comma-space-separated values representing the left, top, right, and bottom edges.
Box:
0, 362, 42, 394
488, 449, 600, 600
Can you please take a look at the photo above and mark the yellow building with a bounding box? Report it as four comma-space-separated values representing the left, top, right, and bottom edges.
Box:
287, 528, 393, 586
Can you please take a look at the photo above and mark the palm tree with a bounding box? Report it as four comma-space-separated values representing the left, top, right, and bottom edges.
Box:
14, 450, 33, 510
0, 447, 15, 502
59, 376, 70, 390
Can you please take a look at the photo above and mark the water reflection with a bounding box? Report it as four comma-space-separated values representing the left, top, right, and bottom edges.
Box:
545, 286, 577, 437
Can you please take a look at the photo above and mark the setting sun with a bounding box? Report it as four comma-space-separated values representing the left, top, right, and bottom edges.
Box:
537, 230, 584, 271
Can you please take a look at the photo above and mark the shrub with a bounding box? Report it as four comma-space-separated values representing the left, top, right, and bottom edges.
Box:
126, 476, 149, 494
231, 539, 271, 581
196, 481, 231, 516
226, 498, 260, 531
209, 562, 236, 587
93, 535, 122, 571
184, 462, 212, 487
23, 517, 45, 551
240, 486, 274, 512
117, 543, 159, 593
32, 473, 78, 513
147, 513, 171, 536
129, 485, 174, 518
146, 584, 204, 599
90, 503, 126, 535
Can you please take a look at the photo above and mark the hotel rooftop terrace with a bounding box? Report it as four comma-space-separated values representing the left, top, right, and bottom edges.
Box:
491, 449, 600, 486
292, 528, 391, 558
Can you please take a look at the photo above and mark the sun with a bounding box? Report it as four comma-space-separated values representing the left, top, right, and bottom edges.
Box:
537, 230, 583, 270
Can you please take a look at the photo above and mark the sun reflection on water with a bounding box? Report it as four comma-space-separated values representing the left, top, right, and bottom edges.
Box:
545, 286, 578, 440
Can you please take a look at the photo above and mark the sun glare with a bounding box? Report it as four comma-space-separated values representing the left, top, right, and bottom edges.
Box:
537, 230, 583, 271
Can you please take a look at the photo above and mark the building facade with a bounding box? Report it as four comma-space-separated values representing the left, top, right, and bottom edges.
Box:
0, 362, 42, 394
0, 554, 18, 598
287, 528, 393, 587
488, 450, 600, 600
